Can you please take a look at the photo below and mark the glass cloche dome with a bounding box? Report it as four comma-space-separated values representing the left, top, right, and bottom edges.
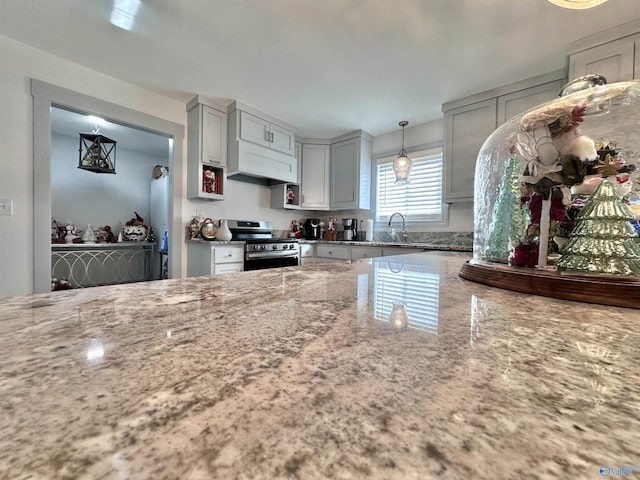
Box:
460, 76, 640, 308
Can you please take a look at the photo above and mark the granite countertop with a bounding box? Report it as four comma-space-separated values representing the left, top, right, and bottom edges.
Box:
1, 251, 639, 479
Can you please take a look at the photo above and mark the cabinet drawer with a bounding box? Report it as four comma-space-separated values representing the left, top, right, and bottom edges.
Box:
299, 244, 315, 258
214, 246, 244, 264
351, 247, 382, 260
316, 245, 349, 260
213, 262, 243, 275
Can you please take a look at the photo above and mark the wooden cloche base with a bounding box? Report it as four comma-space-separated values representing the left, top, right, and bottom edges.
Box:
459, 260, 640, 309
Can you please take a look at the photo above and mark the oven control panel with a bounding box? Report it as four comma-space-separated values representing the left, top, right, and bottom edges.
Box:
250, 242, 298, 251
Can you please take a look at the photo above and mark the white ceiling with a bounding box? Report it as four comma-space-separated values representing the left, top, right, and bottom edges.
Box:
2, 0, 639, 138
51, 107, 171, 159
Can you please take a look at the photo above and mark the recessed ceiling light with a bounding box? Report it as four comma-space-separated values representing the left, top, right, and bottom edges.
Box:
546, 0, 608, 9
88, 115, 105, 124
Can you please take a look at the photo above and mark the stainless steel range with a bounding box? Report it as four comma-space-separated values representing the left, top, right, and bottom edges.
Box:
226, 220, 299, 271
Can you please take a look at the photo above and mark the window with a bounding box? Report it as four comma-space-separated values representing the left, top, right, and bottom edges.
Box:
375, 147, 447, 225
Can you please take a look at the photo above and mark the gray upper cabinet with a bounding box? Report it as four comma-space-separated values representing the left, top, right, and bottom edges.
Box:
330, 131, 372, 210
568, 20, 640, 83
227, 102, 298, 183
186, 95, 227, 200
496, 80, 563, 125
442, 70, 565, 203
187, 96, 227, 167
443, 98, 497, 203
301, 143, 330, 209
239, 110, 295, 156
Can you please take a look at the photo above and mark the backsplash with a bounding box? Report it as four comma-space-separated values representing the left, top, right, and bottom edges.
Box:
274, 228, 473, 249
375, 231, 473, 247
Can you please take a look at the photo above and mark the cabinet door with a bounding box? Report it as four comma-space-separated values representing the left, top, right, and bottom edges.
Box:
294, 141, 302, 184
299, 243, 315, 258
187, 243, 214, 277
497, 80, 563, 125
301, 144, 330, 209
569, 36, 636, 83
187, 102, 226, 201
330, 138, 358, 208
202, 105, 227, 166
443, 98, 497, 203
270, 123, 295, 156
239, 111, 270, 147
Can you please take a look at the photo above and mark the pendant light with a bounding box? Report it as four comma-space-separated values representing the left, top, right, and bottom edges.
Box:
546, 0, 608, 9
78, 121, 117, 174
393, 120, 412, 184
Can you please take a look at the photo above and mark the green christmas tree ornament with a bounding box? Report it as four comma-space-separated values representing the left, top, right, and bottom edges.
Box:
484, 153, 530, 262
557, 179, 640, 276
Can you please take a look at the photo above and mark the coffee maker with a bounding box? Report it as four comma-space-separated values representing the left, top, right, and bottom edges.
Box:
342, 218, 358, 241
304, 218, 321, 239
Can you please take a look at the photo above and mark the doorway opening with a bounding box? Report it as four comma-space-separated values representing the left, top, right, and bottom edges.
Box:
50, 107, 172, 288
32, 79, 184, 293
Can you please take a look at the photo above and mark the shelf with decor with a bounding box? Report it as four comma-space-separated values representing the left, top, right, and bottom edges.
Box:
193, 162, 225, 199
270, 183, 301, 209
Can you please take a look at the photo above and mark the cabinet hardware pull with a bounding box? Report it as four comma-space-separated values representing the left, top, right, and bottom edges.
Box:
270, 132, 274, 142
265, 131, 270, 142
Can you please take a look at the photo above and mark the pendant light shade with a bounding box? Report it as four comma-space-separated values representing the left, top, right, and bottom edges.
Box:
393, 121, 412, 184
389, 303, 409, 329
546, 0, 608, 9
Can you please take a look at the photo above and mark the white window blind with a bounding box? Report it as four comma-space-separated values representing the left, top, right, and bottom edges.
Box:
373, 261, 440, 334
376, 148, 444, 223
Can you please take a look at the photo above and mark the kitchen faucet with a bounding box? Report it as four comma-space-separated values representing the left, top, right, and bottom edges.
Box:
388, 212, 408, 243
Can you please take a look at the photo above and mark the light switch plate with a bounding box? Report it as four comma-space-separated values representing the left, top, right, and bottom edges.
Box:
0, 199, 14, 216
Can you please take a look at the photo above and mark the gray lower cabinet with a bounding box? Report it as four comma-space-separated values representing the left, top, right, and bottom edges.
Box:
299, 243, 316, 265
308, 243, 427, 264
187, 242, 244, 276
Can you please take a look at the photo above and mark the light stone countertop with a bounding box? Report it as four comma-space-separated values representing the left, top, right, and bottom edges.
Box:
1, 251, 639, 479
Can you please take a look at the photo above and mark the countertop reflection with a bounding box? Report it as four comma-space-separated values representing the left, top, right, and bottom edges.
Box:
1, 251, 639, 479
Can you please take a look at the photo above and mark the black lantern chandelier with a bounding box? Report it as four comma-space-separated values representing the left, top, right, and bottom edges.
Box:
79, 124, 116, 174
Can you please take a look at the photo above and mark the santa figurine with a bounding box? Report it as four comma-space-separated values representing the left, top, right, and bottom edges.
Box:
286, 188, 295, 204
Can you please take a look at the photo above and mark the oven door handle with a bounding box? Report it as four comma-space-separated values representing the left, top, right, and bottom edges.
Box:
245, 251, 299, 260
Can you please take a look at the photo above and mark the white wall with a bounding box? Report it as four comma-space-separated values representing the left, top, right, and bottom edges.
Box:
372, 121, 474, 233
51, 133, 166, 231
183, 180, 313, 235
0, 33, 191, 297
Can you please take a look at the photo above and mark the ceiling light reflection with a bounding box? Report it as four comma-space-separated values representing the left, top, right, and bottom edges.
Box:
110, 0, 141, 31
88, 115, 105, 125
87, 339, 105, 362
